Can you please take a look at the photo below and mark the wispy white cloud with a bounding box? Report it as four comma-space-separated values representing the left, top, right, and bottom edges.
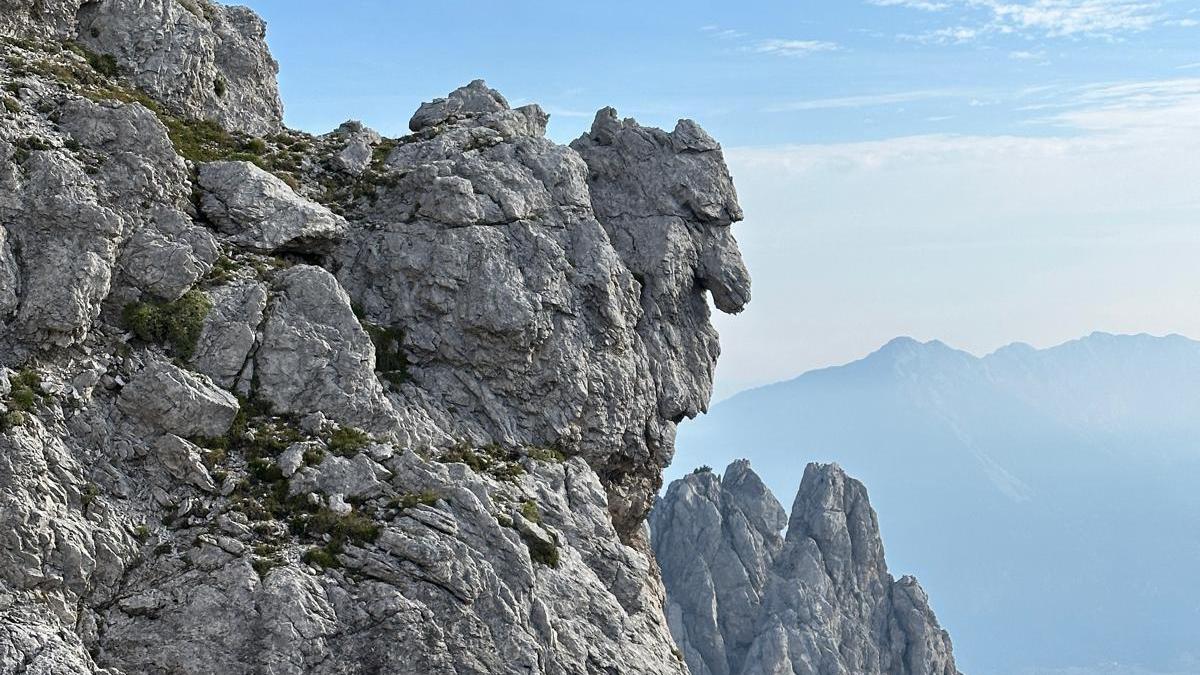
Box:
744, 77, 1200, 175
701, 25, 839, 59
977, 0, 1164, 38
700, 25, 749, 40
869, 0, 952, 10
1041, 78, 1200, 134
902, 25, 981, 43
765, 89, 955, 112
874, 0, 1183, 41
752, 39, 840, 57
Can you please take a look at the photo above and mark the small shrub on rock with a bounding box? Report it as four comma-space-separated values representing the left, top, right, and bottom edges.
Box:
122, 289, 212, 359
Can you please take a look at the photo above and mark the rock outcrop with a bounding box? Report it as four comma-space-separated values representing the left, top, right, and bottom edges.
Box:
0, 2, 752, 673
651, 461, 960, 675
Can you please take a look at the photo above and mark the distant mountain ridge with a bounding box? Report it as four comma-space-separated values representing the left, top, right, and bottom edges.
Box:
672, 332, 1200, 675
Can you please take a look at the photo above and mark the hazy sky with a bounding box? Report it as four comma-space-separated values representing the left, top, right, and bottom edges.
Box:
245, 0, 1200, 399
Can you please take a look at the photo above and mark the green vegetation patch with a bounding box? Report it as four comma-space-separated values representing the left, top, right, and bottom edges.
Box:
63, 42, 119, 78
122, 289, 212, 360
294, 508, 381, 570
327, 426, 370, 457
520, 499, 541, 524
2, 368, 47, 432
389, 490, 440, 511
524, 446, 567, 463
439, 442, 526, 482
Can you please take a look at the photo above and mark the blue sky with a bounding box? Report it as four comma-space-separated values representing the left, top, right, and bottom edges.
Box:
245, 0, 1200, 398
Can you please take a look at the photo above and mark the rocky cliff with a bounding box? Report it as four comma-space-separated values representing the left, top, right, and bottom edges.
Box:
0, 1, 751, 672
651, 461, 960, 675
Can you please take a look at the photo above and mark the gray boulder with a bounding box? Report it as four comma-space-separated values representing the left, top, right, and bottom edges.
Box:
154, 434, 217, 492
652, 461, 961, 675
409, 79, 511, 132
190, 279, 268, 389
117, 358, 240, 438
328, 120, 382, 175
198, 161, 348, 254
118, 207, 220, 301
254, 265, 394, 430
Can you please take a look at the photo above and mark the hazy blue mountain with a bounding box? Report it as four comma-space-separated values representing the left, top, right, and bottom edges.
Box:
670, 332, 1200, 675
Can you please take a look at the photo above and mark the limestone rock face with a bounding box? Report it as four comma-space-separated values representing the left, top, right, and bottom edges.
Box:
76, 0, 283, 135
652, 462, 961, 675
0, 2, 754, 672
198, 161, 348, 254
117, 358, 240, 438
254, 265, 396, 430
336, 81, 752, 540
0, 0, 82, 37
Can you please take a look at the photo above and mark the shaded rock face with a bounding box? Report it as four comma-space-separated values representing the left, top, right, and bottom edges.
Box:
652, 462, 960, 675
0, 3, 750, 674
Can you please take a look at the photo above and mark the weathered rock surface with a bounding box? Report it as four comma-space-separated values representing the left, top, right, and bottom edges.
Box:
198, 161, 348, 253
0, 1, 770, 672
327, 120, 382, 176
76, 0, 283, 135
190, 279, 268, 389
336, 80, 751, 541
117, 358, 240, 438
652, 461, 961, 675
254, 265, 396, 430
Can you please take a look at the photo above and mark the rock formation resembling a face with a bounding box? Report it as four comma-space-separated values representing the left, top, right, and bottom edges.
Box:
335, 81, 752, 538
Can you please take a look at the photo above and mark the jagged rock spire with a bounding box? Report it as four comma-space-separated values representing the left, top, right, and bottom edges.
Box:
652, 461, 961, 675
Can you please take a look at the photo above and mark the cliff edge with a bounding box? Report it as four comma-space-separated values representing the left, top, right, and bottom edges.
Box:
0, 1, 748, 672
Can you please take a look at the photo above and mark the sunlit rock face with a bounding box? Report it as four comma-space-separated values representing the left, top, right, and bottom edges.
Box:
0, 1, 753, 671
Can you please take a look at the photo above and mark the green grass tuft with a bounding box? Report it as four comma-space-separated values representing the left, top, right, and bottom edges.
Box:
327, 426, 370, 457
521, 499, 541, 524
122, 289, 212, 359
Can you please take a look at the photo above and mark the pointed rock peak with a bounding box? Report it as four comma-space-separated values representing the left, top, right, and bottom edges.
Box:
666, 466, 723, 505
654, 460, 961, 674
722, 459, 786, 527
672, 118, 720, 152
787, 462, 886, 571
722, 458, 759, 487
408, 79, 511, 131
